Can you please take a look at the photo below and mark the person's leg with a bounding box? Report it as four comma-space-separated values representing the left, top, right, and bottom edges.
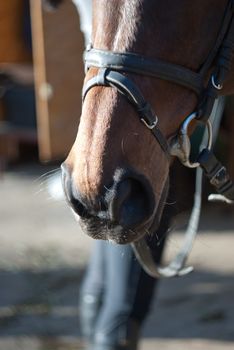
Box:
79, 240, 107, 341
91, 243, 158, 350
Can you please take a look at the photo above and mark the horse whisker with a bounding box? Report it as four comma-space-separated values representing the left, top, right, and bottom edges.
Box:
33, 168, 61, 184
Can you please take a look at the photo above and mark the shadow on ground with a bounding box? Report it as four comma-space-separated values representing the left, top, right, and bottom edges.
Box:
0, 267, 84, 338
0, 267, 233, 342
143, 269, 234, 341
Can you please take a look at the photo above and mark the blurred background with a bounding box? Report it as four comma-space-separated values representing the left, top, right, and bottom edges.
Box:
0, 0, 234, 349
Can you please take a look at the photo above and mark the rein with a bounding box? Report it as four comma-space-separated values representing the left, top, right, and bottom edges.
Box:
82, 0, 234, 277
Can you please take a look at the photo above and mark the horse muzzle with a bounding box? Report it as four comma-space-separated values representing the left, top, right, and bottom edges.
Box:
61, 164, 156, 243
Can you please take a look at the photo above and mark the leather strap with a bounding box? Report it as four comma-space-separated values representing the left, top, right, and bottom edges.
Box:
83, 69, 170, 158
198, 148, 234, 200
197, 1, 234, 121
84, 48, 203, 95
199, 0, 234, 76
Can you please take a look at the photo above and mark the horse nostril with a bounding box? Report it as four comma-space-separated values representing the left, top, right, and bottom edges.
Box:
61, 163, 89, 218
109, 177, 155, 228
69, 195, 89, 218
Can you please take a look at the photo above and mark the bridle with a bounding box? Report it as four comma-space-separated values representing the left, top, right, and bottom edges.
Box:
82, 0, 234, 277
83, 0, 234, 194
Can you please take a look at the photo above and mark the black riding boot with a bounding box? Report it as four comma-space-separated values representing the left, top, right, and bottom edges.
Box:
89, 317, 140, 350
79, 289, 141, 350
78, 241, 148, 350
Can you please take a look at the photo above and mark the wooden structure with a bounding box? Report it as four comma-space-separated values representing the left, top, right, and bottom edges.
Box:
0, 0, 33, 168
30, 0, 84, 161
0, 0, 84, 165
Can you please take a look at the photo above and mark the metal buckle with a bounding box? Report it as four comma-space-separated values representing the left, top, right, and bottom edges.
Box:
141, 116, 158, 130
211, 75, 223, 90
170, 112, 213, 168
210, 166, 227, 187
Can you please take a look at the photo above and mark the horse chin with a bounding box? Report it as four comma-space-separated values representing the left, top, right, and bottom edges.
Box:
78, 217, 150, 244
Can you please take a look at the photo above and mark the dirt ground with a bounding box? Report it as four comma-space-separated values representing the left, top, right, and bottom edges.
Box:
0, 162, 234, 350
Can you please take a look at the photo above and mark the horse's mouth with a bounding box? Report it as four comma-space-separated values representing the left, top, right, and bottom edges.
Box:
71, 179, 169, 245
80, 219, 144, 244
77, 215, 151, 244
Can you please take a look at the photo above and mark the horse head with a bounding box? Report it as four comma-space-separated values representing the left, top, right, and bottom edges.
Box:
62, 0, 234, 244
